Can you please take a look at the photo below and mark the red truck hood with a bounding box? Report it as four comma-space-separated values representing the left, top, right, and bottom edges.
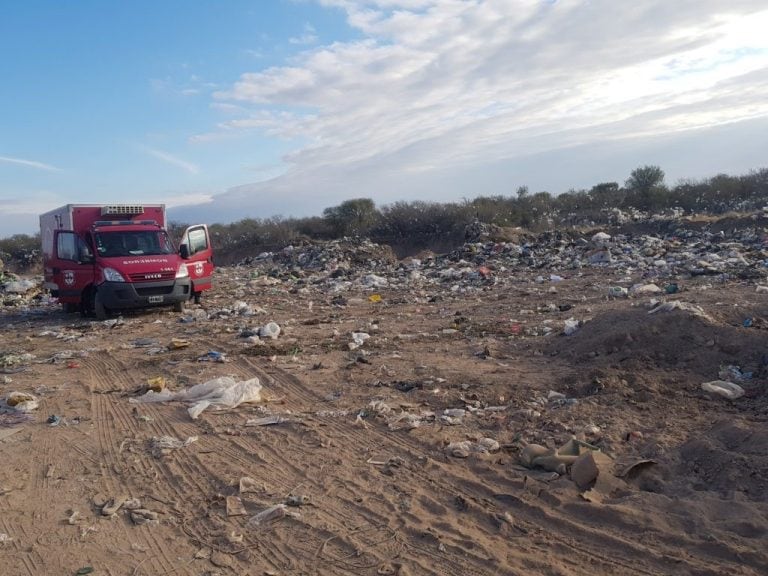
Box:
100, 255, 182, 281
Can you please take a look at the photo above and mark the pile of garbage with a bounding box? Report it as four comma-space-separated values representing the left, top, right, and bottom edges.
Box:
239, 237, 396, 274
0, 273, 43, 308
3, 216, 768, 314
230, 225, 768, 299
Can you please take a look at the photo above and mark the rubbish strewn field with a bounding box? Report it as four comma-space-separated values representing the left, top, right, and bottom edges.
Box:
2, 229, 768, 576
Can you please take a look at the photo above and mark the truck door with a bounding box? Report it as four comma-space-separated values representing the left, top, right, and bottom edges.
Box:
51, 231, 95, 305
180, 224, 214, 300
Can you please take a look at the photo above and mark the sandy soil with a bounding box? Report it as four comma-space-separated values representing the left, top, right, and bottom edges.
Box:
1, 264, 767, 576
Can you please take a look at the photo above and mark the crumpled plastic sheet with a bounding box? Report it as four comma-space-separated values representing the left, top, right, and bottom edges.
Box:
151, 435, 198, 450
130, 376, 262, 419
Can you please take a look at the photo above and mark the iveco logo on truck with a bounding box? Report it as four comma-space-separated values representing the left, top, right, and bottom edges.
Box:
40, 204, 215, 320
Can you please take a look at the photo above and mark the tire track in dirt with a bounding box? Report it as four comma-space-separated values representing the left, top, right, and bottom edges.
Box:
135, 352, 415, 574
92, 350, 739, 576
87, 353, 329, 574
226, 356, 507, 576
430, 464, 739, 576
228, 356, 742, 576
83, 354, 188, 576
11, 394, 84, 576
90, 354, 213, 499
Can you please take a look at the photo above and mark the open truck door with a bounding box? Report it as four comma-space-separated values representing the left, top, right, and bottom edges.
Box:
48, 230, 96, 312
179, 224, 214, 304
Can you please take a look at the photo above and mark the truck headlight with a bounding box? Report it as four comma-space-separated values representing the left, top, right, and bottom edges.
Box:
102, 267, 126, 282
176, 264, 189, 279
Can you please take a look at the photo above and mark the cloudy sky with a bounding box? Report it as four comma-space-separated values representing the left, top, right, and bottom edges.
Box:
2, 0, 767, 236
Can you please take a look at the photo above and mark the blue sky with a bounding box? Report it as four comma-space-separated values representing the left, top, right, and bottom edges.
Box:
2, 0, 768, 236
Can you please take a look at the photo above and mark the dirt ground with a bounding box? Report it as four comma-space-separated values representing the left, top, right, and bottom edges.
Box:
1, 263, 767, 576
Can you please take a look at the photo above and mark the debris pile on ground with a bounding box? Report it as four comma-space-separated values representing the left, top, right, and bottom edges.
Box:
2, 214, 768, 575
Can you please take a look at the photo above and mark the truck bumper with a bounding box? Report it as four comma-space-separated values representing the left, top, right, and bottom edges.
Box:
97, 279, 191, 310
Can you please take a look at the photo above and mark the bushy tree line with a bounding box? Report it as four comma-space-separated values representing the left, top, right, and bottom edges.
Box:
3, 166, 768, 271
199, 166, 768, 262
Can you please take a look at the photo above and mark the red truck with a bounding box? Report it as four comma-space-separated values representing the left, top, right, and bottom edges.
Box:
40, 204, 214, 319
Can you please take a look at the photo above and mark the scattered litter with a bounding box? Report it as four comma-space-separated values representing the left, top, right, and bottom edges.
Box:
607, 286, 628, 299
718, 365, 752, 382
258, 322, 282, 340
150, 435, 199, 453
445, 438, 499, 458
440, 408, 466, 425
701, 380, 744, 400
520, 438, 601, 475
349, 332, 370, 350
146, 376, 166, 393
286, 494, 310, 507
169, 338, 190, 349
130, 508, 159, 525
563, 318, 581, 336
247, 504, 301, 528
648, 300, 712, 320
245, 415, 286, 426
631, 283, 662, 295
239, 477, 260, 494
131, 376, 263, 419
226, 495, 247, 517
101, 495, 128, 516
197, 350, 228, 363
0, 352, 35, 368
3, 391, 38, 412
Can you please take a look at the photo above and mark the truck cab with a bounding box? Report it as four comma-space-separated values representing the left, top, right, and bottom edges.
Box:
41, 204, 214, 319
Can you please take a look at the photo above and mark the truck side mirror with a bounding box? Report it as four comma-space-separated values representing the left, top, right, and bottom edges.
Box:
179, 244, 190, 259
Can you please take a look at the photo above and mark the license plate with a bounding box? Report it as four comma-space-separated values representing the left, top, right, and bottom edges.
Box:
148, 296, 164, 303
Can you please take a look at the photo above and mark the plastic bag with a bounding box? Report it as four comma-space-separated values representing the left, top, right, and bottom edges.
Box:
701, 380, 744, 400
130, 376, 263, 418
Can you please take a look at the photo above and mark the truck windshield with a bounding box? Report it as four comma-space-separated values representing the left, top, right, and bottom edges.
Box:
95, 231, 175, 257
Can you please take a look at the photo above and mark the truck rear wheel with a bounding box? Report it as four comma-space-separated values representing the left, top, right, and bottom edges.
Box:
94, 291, 109, 320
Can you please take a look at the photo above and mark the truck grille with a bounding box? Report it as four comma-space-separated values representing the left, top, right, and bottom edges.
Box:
129, 271, 176, 282
136, 286, 177, 296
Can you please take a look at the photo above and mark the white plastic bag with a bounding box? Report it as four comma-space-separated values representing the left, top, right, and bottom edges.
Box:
130, 376, 263, 418
701, 380, 744, 400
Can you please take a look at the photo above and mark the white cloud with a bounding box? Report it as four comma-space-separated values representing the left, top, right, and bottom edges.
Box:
0, 155, 61, 172
196, 0, 768, 219
141, 147, 200, 175
289, 23, 319, 45
163, 193, 213, 208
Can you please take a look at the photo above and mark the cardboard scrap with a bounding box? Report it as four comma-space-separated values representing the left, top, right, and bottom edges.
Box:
226, 495, 247, 517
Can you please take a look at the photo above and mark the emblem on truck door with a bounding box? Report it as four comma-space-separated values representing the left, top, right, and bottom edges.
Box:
63, 270, 75, 286
195, 262, 204, 275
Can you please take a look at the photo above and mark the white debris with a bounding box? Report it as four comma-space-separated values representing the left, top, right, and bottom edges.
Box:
258, 322, 281, 340
701, 380, 744, 400
130, 376, 263, 419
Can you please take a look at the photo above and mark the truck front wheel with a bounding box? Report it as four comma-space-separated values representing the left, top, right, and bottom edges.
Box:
173, 300, 185, 313
94, 291, 109, 320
